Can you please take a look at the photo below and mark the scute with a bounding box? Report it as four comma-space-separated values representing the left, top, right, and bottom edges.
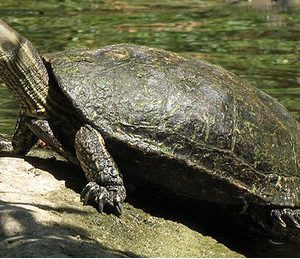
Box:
44, 44, 300, 207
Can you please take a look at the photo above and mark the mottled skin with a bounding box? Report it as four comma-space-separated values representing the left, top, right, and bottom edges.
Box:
0, 19, 300, 241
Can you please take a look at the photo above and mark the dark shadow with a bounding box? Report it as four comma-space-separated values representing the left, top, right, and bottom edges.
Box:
0, 200, 139, 258
126, 186, 300, 258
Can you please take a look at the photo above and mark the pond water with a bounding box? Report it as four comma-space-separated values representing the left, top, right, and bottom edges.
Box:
0, 0, 299, 134
0, 0, 299, 257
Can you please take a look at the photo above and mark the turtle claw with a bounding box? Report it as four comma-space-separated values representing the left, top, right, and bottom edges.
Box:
80, 181, 125, 215
271, 209, 287, 228
287, 214, 300, 229
271, 208, 300, 229
80, 182, 105, 205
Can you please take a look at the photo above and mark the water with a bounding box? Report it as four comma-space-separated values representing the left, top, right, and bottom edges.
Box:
0, 0, 299, 256
0, 0, 299, 133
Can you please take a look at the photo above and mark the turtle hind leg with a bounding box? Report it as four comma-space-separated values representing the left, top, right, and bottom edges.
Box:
75, 124, 126, 215
271, 208, 300, 229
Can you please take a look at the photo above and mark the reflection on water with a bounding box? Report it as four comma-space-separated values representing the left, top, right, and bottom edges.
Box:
0, 0, 299, 256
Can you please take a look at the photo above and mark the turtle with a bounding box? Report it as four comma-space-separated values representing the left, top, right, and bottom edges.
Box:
0, 18, 300, 241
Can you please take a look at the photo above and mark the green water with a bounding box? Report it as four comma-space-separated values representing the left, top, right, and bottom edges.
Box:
0, 0, 299, 256
0, 0, 299, 133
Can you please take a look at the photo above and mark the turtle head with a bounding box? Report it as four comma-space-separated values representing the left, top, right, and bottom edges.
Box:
0, 19, 49, 117
0, 19, 25, 60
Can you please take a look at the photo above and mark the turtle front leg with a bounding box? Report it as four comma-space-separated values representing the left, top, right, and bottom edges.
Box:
75, 124, 126, 215
3, 115, 78, 163
0, 113, 39, 155
28, 119, 78, 164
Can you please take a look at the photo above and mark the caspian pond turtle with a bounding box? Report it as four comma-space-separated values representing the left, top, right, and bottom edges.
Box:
0, 19, 299, 241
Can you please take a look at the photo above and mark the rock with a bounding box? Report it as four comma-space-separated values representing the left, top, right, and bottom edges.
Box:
0, 151, 243, 257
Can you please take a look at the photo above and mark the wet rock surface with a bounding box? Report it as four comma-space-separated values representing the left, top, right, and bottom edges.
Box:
0, 150, 243, 258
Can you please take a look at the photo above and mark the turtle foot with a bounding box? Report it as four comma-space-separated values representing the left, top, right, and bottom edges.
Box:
271, 208, 300, 229
80, 181, 126, 216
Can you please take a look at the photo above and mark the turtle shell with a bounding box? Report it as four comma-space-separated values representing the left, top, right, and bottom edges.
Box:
44, 44, 300, 208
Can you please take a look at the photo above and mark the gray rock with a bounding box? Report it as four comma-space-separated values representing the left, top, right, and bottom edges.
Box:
0, 152, 243, 257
